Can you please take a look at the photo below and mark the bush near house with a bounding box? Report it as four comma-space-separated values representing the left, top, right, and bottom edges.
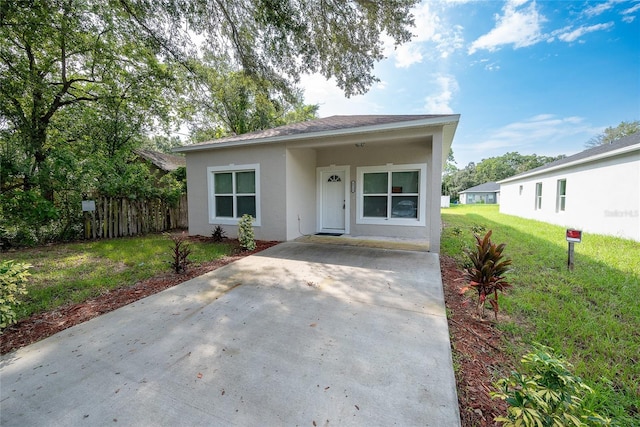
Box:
0, 260, 31, 330
441, 205, 640, 425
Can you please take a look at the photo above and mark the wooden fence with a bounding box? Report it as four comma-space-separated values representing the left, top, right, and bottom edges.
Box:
83, 194, 188, 239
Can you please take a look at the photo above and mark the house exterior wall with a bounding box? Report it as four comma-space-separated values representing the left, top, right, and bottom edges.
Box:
285, 148, 317, 240
460, 192, 499, 204
185, 143, 287, 241
315, 141, 432, 241
183, 124, 451, 252
499, 152, 639, 241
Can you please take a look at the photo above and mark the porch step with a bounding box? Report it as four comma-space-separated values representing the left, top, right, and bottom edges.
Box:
294, 234, 429, 252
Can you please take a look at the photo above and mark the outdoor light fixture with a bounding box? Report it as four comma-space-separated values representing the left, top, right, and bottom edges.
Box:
355, 142, 365, 147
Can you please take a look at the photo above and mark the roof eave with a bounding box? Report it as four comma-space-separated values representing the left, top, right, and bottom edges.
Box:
498, 143, 640, 184
173, 115, 460, 153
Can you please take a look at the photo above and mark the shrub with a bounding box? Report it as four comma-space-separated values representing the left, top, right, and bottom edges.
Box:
167, 232, 192, 273
237, 214, 256, 251
491, 345, 611, 426
1, 260, 31, 330
211, 225, 227, 242
461, 230, 512, 319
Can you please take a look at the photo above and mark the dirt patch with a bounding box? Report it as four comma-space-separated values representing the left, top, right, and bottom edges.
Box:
0, 239, 278, 355
441, 254, 513, 426
2, 239, 512, 425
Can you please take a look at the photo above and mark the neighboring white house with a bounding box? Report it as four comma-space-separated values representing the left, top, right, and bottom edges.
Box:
498, 133, 640, 241
174, 115, 460, 253
459, 182, 500, 204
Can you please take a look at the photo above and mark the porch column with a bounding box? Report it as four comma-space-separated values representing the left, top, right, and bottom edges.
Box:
430, 131, 443, 253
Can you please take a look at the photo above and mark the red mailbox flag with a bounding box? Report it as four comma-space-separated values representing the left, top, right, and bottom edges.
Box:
566, 229, 582, 242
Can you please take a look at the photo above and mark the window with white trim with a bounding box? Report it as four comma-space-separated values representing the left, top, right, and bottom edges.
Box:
357, 164, 426, 226
556, 179, 566, 212
207, 164, 261, 225
535, 182, 542, 210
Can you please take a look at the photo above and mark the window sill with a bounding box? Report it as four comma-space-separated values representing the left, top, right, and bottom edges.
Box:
356, 218, 425, 227
209, 218, 261, 227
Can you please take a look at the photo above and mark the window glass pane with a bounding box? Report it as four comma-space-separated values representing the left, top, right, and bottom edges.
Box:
392, 171, 418, 193
560, 197, 565, 211
363, 173, 388, 194
363, 196, 387, 217
391, 196, 418, 218
559, 180, 566, 195
215, 196, 233, 217
236, 171, 255, 194
215, 173, 233, 194
237, 196, 256, 217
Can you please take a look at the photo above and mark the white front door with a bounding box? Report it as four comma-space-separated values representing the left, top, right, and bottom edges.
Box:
320, 170, 346, 232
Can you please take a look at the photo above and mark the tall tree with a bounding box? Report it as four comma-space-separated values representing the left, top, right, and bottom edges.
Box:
1, 0, 417, 200
443, 152, 564, 201
585, 120, 640, 147
187, 64, 318, 141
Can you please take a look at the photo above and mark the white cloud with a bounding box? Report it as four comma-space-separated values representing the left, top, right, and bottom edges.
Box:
468, 0, 545, 54
583, 1, 616, 18
423, 75, 459, 114
622, 2, 640, 22
465, 115, 595, 157
557, 22, 614, 42
300, 74, 384, 116
385, 2, 465, 68
623, 2, 640, 14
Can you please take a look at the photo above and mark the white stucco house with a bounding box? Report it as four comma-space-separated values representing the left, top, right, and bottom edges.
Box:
498, 132, 640, 241
174, 115, 460, 252
459, 182, 500, 204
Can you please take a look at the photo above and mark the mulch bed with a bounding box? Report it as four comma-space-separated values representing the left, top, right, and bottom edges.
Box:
441, 254, 513, 426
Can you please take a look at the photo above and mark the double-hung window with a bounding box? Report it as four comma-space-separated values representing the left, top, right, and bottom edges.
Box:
556, 179, 566, 212
535, 182, 543, 210
357, 164, 426, 226
207, 164, 260, 225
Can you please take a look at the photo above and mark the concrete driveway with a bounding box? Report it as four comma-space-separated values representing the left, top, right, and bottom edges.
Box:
1, 242, 460, 426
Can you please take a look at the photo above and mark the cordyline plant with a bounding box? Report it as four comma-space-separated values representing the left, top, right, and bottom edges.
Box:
167, 232, 192, 274
461, 230, 512, 320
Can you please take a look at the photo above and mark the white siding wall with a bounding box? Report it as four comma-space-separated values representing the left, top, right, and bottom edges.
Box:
500, 153, 639, 241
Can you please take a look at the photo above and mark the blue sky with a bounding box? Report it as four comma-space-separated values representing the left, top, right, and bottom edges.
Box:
301, 0, 640, 167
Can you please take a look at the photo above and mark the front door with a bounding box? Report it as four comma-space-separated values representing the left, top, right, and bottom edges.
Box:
320, 170, 346, 232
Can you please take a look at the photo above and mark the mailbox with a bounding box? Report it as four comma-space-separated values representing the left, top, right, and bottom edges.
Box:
566, 229, 582, 243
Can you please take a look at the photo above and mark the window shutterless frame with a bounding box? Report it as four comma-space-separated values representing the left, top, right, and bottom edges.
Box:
207, 164, 261, 226
356, 164, 427, 226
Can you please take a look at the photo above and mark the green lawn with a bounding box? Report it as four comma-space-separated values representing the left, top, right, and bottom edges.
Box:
1, 233, 233, 321
441, 205, 639, 425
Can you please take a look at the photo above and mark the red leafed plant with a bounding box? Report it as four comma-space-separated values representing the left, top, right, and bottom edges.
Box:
461, 230, 512, 320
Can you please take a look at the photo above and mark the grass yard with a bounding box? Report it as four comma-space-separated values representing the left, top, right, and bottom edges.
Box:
441, 205, 639, 424
0, 233, 233, 321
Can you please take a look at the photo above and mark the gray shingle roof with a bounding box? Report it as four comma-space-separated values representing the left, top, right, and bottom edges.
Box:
459, 182, 500, 193
179, 115, 453, 148
500, 132, 640, 182
135, 149, 186, 171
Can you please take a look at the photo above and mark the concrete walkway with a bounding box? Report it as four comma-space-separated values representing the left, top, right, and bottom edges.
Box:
1, 242, 460, 426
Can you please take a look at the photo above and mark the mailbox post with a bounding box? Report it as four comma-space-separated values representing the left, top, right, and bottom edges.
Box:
566, 229, 582, 271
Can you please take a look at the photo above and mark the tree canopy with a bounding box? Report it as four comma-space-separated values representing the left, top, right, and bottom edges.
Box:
1, 0, 419, 245
442, 152, 564, 201
586, 120, 640, 147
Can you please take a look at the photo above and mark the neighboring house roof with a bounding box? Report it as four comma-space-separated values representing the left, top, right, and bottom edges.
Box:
459, 182, 500, 194
173, 114, 459, 153
135, 149, 186, 172
499, 132, 640, 184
